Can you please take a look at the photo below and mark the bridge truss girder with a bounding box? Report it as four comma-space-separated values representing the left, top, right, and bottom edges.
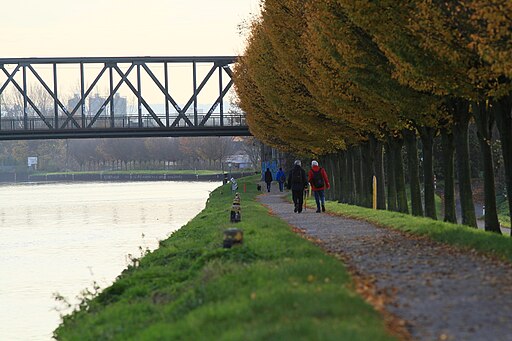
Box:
0, 56, 249, 140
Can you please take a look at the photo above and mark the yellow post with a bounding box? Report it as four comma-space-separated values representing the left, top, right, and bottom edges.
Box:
372, 175, 377, 209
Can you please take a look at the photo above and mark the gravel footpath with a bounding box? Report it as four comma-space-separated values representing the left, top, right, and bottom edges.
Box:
258, 189, 512, 341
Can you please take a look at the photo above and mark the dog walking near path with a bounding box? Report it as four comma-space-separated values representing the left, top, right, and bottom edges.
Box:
258, 187, 512, 341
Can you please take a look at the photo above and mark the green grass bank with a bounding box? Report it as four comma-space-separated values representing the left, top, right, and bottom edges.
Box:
54, 176, 397, 341
320, 199, 512, 262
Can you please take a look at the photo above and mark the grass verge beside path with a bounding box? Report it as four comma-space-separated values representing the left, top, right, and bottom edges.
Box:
497, 198, 511, 228
321, 199, 512, 263
54, 175, 398, 341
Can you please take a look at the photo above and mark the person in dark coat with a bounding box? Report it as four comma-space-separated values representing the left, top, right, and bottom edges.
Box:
287, 160, 308, 213
264, 168, 273, 192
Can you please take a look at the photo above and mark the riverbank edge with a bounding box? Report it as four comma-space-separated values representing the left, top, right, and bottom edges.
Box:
53, 175, 400, 341
0, 171, 253, 183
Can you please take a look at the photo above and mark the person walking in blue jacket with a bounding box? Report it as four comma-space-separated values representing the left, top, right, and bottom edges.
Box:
276, 167, 286, 192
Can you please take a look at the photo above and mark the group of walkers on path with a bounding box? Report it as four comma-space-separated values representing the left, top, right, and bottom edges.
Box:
264, 167, 287, 192
264, 160, 330, 213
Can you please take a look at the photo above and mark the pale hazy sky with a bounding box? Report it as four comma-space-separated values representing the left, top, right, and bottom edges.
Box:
2, 0, 261, 57
0, 0, 261, 105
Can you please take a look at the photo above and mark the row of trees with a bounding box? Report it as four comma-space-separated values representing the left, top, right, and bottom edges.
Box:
234, 0, 512, 234
0, 137, 259, 172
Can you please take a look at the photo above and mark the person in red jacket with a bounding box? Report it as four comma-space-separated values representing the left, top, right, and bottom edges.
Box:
308, 160, 330, 213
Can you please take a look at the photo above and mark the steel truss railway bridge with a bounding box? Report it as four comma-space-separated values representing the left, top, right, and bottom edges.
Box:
0, 56, 250, 140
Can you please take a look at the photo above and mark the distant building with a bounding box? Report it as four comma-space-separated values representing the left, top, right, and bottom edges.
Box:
113, 94, 127, 115
91, 94, 128, 115
89, 94, 106, 115
67, 94, 81, 113
224, 154, 252, 169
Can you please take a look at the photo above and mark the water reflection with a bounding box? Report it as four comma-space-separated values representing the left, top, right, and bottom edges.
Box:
0, 181, 219, 341
56, 206, 62, 222
112, 207, 119, 225
26, 206, 33, 225
140, 206, 146, 224
82, 205, 90, 225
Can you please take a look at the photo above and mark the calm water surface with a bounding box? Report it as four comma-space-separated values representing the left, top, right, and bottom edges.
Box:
0, 181, 219, 341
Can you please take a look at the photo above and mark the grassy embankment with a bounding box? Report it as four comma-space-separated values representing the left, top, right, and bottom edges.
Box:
313, 198, 512, 262
404, 188, 443, 220
54, 175, 397, 341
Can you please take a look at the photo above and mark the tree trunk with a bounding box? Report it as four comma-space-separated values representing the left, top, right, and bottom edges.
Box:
335, 152, 343, 202
404, 129, 423, 216
393, 137, 409, 214
347, 147, 356, 205
419, 126, 437, 220
492, 95, 512, 236
373, 138, 386, 210
354, 146, 363, 206
385, 140, 397, 211
330, 153, 340, 201
440, 128, 457, 224
361, 140, 374, 208
452, 99, 477, 228
326, 155, 334, 201
338, 151, 347, 203
324, 155, 331, 200
334, 153, 343, 202
474, 101, 501, 234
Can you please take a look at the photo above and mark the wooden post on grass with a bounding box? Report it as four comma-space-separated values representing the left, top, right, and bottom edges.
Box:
372, 175, 377, 210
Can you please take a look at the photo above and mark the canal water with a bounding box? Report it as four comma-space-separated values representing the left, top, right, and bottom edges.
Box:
0, 181, 219, 341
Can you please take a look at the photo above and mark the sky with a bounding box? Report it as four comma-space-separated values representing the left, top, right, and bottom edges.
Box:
0, 0, 262, 108
2, 0, 261, 57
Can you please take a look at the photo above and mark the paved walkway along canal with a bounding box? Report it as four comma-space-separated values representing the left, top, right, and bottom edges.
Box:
258, 188, 512, 341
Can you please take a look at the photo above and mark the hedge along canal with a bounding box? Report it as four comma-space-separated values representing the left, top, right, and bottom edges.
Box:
54, 175, 400, 341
